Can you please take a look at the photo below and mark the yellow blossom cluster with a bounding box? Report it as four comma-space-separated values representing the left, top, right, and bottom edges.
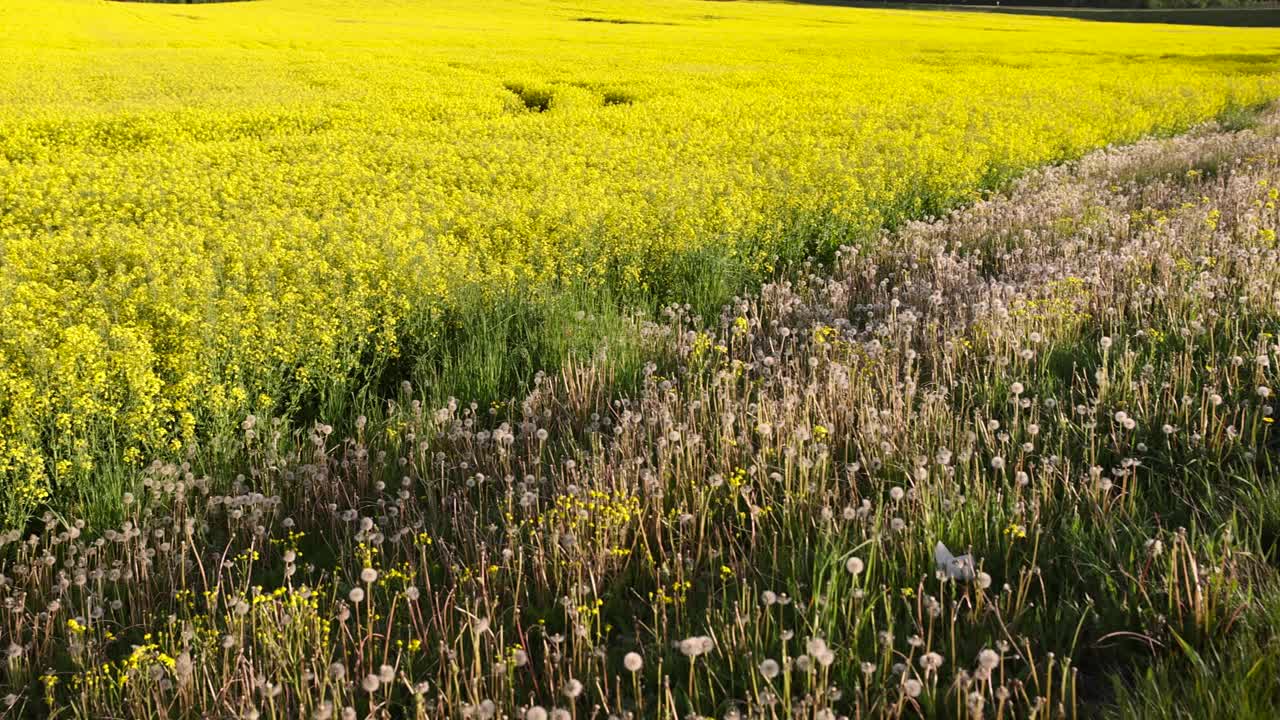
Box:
1, 0, 1278, 520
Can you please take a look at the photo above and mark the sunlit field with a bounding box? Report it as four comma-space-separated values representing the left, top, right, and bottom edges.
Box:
2, 0, 1279, 523
2, 0, 1280, 717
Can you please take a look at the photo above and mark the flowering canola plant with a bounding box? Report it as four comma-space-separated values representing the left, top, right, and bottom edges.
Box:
1, 86, 1279, 720
1, 0, 1279, 521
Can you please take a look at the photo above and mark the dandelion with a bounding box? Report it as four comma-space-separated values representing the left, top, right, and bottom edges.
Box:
978, 648, 1000, 670
904, 678, 923, 697
526, 708, 548, 720
845, 556, 864, 575
918, 652, 944, 673
361, 674, 380, 693
1146, 538, 1164, 558
360, 568, 378, 584
175, 651, 194, 681
806, 637, 829, 657
348, 587, 365, 603
623, 652, 643, 672
561, 679, 584, 699
759, 659, 780, 679
697, 636, 716, 655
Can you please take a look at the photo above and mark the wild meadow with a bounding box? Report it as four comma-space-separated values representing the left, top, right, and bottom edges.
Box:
2, 0, 1280, 717
2, 99, 1278, 719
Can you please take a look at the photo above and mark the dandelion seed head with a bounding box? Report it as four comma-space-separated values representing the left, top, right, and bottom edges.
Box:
918, 652, 944, 672
624, 652, 643, 672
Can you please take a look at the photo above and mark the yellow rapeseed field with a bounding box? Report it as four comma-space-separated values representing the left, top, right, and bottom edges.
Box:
1, 0, 1278, 521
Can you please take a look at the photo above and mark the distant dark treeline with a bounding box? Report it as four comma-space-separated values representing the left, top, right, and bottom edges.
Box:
901, 0, 1275, 7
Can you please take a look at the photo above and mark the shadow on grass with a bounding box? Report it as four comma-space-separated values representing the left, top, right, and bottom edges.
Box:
777, 0, 1280, 27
